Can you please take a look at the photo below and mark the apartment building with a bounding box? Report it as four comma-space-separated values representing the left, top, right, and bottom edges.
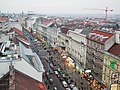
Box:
86, 30, 115, 84
37, 18, 59, 47
102, 43, 120, 89
0, 27, 45, 89
0, 17, 10, 33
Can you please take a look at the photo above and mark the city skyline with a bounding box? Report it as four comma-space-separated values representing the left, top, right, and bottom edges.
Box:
0, 0, 120, 15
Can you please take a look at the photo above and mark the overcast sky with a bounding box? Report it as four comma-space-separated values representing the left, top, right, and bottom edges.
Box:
0, 0, 119, 15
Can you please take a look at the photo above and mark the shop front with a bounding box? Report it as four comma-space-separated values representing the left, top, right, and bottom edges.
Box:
75, 62, 84, 75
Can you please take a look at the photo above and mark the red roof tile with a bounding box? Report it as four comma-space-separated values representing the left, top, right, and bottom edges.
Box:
12, 27, 23, 35
15, 70, 47, 90
0, 17, 9, 21
108, 43, 120, 56
86, 30, 114, 44
0, 70, 47, 90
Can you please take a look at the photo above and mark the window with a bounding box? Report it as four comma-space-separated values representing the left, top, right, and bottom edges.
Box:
114, 63, 118, 70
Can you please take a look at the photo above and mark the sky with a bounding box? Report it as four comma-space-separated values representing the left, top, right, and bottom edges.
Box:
0, 0, 120, 15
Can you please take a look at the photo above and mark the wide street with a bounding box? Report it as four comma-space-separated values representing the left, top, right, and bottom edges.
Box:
23, 29, 99, 90
23, 30, 66, 90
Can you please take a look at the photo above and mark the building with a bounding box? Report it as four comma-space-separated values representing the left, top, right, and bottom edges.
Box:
57, 27, 93, 73
0, 17, 10, 33
102, 43, 120, 89
0, 26, 46, 89
86, 30, 115, 88
66, 30, 87, 69
37, 18, 59, 47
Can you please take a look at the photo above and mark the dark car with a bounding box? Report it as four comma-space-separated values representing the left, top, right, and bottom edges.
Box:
47, 74, 53, 84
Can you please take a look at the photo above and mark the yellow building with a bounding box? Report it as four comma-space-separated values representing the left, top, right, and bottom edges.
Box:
102, 44, 120, 90
111, 84, 120, 90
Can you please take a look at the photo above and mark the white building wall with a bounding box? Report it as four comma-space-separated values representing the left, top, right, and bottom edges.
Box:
9, 22, 22, 31
0, 20, 10, 32
115, 31, 120, 44
67, 30, 87, 68
14, 58, 43, 82
47, 27, 58, 47
105, 35, 115, 50
58, 30, 87, 68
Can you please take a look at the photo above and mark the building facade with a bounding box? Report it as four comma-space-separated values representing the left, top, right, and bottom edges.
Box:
0, 17, 10, 33
102, 44, 120, 89
86, 30, 115, 84
37, 19, 59, 47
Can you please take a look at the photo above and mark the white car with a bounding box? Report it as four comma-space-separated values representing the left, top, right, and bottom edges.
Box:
66, 87, 71, 90
54, 71, 59, 75
62, 81, 68, 88
69, 84, 75, 89
53, 87, 57, 90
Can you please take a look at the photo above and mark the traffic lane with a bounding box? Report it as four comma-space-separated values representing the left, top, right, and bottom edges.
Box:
51, 73, 65, 90
41, 57, 66, 90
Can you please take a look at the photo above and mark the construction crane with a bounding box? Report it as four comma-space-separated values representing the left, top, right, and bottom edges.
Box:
84, 7, 113, 21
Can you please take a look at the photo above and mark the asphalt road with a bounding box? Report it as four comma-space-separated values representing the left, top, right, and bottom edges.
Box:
23, 29, 97, 90
23, 30, 65, 90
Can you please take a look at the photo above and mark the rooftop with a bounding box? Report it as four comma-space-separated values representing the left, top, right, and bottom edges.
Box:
0, 69, 47, 90
0, 17, 9, 21
86, 30, 114, 44
108, 43, 120, 57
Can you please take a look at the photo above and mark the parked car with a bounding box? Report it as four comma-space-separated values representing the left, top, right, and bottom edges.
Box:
59, 77, 64, 82
62, 81, 68, 88
50, 63, 54, 69
66, 87, 71, 90
54, 71, 59, 75
57, 74, 61, 78
49, 78, 53, 84
53, 87, 57, 90
49, 69, 54, 74
46, 73, 53, 84
69, 84, 75, 89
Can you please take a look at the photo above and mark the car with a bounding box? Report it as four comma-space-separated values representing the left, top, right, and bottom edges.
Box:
49, 69, 54, 74
66, 87, 71, 90
57, 74, 61, 78
59, 77, 64, 82
53, 87, 57, 90
50, 63, 54, 69
67, 80, 72, 84
54, 71, 59, 75
69, 84, 75, 89
87, 75, 94, 81
53, 61, 58, 66
49, 78, 53, 84
61, 73, 66, 78
62, 81, 68, 88
57, 68, 62, 72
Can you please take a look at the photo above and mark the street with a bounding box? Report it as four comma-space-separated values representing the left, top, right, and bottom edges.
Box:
23, 29, 98, 90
